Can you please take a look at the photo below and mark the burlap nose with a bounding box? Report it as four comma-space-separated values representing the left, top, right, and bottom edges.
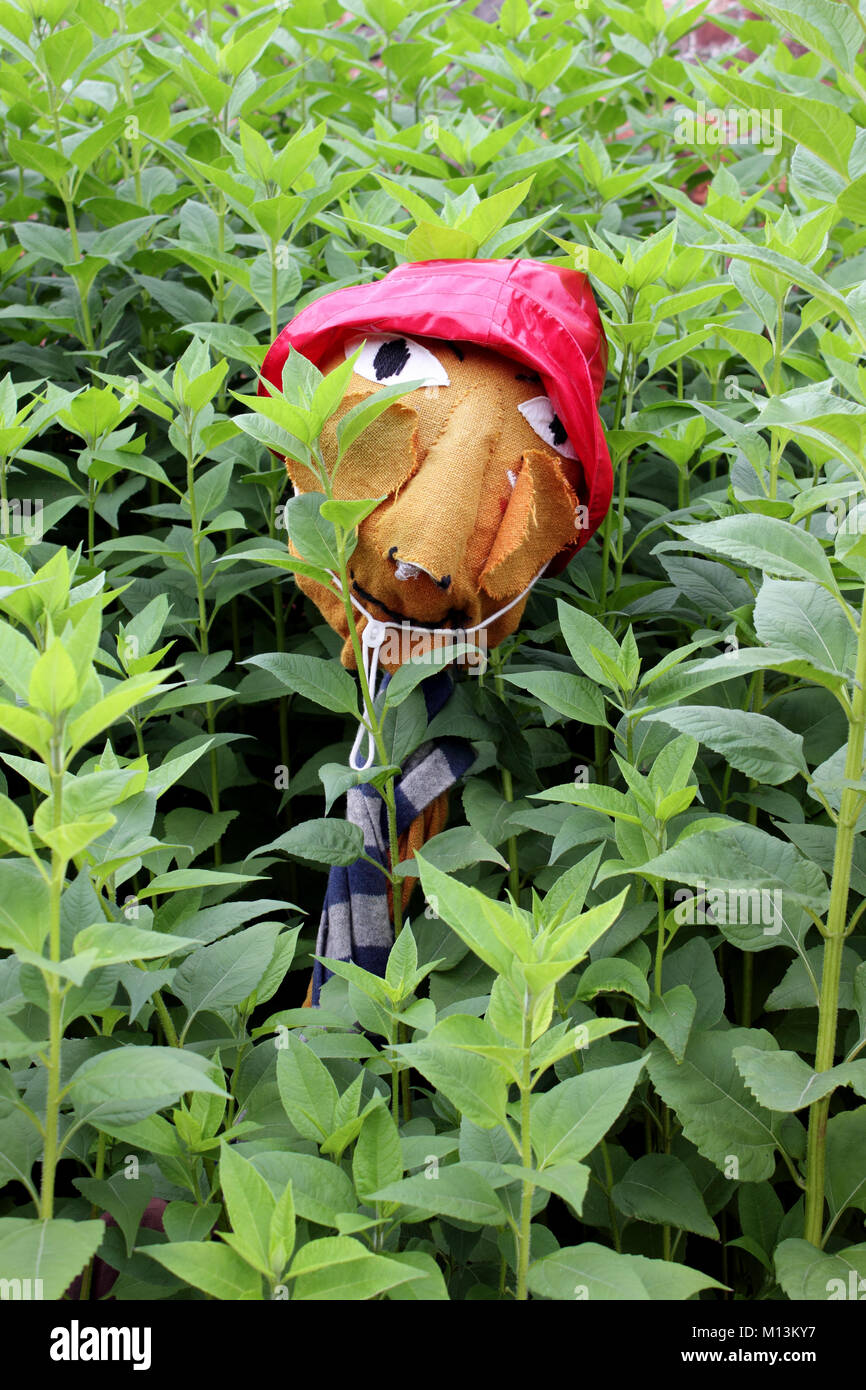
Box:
371, 383, 499, 599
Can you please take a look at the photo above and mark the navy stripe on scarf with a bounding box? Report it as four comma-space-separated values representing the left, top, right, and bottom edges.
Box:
310, 670, 475, 1004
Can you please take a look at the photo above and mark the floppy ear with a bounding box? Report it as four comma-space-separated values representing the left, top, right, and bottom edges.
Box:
480, 448, 580, 600
283, 392, 420, 500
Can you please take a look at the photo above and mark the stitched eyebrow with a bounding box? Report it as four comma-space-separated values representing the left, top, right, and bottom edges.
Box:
443, 342, 465, 360
515, 371, 541, 382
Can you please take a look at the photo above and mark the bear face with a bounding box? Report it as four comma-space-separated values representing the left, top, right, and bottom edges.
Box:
283, 333, 587, 670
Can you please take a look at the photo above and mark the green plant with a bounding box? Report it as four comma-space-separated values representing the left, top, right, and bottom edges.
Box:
2, 0, 866, 1305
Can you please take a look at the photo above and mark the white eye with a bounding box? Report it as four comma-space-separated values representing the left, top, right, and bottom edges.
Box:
517, 395, 577, 459
345, 335, 450, 389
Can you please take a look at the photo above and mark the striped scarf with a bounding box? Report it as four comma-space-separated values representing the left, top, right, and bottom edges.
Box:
310, 671, 474, 1004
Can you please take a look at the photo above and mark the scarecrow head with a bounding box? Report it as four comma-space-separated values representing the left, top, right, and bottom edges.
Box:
260, 258, 612, 670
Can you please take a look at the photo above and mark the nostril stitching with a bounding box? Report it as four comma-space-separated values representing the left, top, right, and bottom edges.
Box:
394, 560, 423, 581
388, 550, 452, 590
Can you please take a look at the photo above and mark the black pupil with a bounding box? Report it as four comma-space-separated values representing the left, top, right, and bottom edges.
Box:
549, 413, 567, 446
373, 339, 411, 380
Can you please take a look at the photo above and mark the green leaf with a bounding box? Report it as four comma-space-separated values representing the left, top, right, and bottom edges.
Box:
646, 1029, 785, 1181
0, 1218, 104, 1300
527, 1242, 724, 1300
143, 1240, 262, 1299
405, 222, 479, 260
826, 1109, 866, 1222
530, 1059, 645, 1168
671, 514, 836, 587
577, 958, 650, 1008
502, 670, 608, 726
612, 1154, 718, 1240
89, 1112, 182, 1157
395, 825, 507, 877
384, 643, 483, 707
67, 671, 168, 754
73, 1171, 154, 1258
394, 1039, 510, 1129
534, 782, 642, 825
639, 822, 829, 915
385, 922, 419, 998
371, 1166, 507, 1226
172, 921, 282, 1023
0, 861, 50, 954
384, 1249, 449, 1301
284, 493, 339, 569
753, 578, 856, 677
269, 1179, 296, 1276
774, 1238, 866, 1301
67, 1046, 226, 1127
460, 175, 535, 244
162, 1202, 218, 1243
289, 1237, 424, 1300
29, 642, 78, 717
251, 1152, 356, 1230
504, 1160, 591, 1218
73, 922, 197, 966
556, 599, 626, 686
245, 652, 359, 716
636, 985, 697, 1063
138, 869, 260, 898
262, 819, 367, 867
698, 65, 855, 174
415, 856, 532, 975
353, 1103, 403, 1200
276, 1033, 339, 1141
319, 496, 383, 529
335, 379, 426, 459
218, 1142, 275, 1275
733, 1046, 866, 1112
645, 706, 807, 785
0, 622, 37, 701
748, 0, 861, 71
766, 945, 862, 1010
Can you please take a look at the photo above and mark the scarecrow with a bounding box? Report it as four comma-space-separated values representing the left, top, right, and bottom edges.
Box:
258, 258, 612, 1005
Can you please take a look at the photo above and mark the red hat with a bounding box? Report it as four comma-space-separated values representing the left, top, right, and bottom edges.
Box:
259, 258, 612, 566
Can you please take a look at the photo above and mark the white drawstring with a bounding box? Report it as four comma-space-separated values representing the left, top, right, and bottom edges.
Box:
328, 566, 549, 771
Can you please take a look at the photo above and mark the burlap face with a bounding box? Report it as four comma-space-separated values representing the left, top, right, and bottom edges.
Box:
283, 337, 583, 669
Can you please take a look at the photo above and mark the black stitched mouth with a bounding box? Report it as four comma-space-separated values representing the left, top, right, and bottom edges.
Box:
352, 580, 468, 630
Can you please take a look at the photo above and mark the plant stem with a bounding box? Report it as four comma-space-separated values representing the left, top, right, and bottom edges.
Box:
599, 351, 630, 616
600, 1139, 622, 1252
654, 879, 666, 995
153, 988, 180, 1047
330, 518, 411, 1120
40, 744, 68, 1220
515, 1001, 535, 1301
185, 424, 221, 837
803, 591, 866, 1246
493, 664, 520, 901
78, 1130, 107, 1300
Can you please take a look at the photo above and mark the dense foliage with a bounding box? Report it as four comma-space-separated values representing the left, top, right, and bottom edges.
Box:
1, 0, 866, 1302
